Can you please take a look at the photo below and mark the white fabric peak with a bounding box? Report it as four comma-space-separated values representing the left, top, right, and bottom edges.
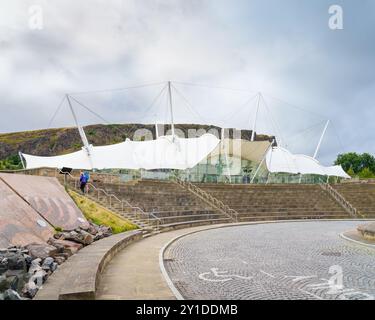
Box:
22, 134, 220, 170
266, 146, 350, 178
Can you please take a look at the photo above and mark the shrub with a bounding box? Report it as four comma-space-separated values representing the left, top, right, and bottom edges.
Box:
358, 167, 375, 179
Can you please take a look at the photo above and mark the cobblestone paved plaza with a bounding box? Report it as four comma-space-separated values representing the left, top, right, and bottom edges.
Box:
164, 221, 375, 300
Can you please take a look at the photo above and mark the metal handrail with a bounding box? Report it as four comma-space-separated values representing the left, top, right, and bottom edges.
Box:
65, 173, 161, 229
320, 183, 361, 218
176, 179, 239, 222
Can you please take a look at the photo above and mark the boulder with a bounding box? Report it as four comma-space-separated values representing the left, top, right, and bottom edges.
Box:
54, 256, 66, 265
99, 226, 113, 237
22, 281, 38, 299
79, 230, 94, 245
94, 232, 105, 241
0, 274, 8, 291
54, 230, 94, 245
0, 258, 8, 275
30, 269, 47, 287
41, 257, 54, 271
50, 262, 58, 272
66, 230, 94, 245
81, 223, 99, 235
6, 252, 26, 271
3, 289, 22, 300
48, 239, 83, 256
23, 254, 33, 268
26, 243, 58, 260
28, 259, 42, 275
4, 270, 28, 292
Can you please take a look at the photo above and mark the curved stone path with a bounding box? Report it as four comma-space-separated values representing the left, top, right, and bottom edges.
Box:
96, 224, 225, 299
164, 221, 375, 300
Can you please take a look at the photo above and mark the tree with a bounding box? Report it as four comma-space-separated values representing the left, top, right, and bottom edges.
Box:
358, 167, 375, 179
335, 152, 362, 173
360, 153, 375, 173
335, 152, 375, 175
346, 167, 355, 177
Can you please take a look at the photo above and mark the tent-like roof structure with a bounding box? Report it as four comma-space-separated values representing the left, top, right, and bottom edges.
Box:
265, 146, 350, 178
209, 139, 271, 163
21, 133, 220, 170
20, 83, 351, 179
21, 137, 349, 178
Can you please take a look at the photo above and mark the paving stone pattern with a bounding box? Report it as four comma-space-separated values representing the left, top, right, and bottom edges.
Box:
164, 221, 375, 300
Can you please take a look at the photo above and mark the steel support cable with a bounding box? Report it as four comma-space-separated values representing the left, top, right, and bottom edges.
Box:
124, 83, 169, 136
245, 93, 262, 131
137, 83, 168, 120
173, 81, 257, 93
286, 120, 327, 149
227, 93, 259, 124
261, 94, 285, 147
170, 84, 208, 124
47, 95, 67, 129
69, 96, 112, 125
331, 121, 346, 155
171, 85, 260, 134
68, 83, 168, 139
261, 92, 326, 120
68, 81, 166, 96
150, 84, 168, 121
259, 95, 294, 173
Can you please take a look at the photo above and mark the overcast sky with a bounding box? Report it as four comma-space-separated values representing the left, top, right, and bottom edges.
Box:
0, 0, 374, 164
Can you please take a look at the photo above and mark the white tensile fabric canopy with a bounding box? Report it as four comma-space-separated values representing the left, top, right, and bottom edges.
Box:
209, 139, 271, 163
21, 134, 350, 178
265, 147, 350, 178
22, 134, 220, 170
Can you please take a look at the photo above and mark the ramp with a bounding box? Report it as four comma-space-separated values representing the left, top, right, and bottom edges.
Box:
0, 179, 54, 248
0, 173, 88, 231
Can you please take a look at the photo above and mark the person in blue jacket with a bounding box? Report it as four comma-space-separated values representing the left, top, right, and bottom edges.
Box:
84, 171, 90, 183
79, 171, 88, 193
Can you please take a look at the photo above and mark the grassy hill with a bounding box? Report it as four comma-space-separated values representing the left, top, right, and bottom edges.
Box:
0, 123, 274, 169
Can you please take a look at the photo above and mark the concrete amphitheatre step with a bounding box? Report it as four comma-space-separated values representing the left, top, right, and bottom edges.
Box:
140, 206, 213, 212
195, 183, 349, 220
146, 209, 218, 217
158, 213, 226, 224
233, 208, 346, 214
158, 218, 232, 232
98, 180, 229, 230
238, 211, 347, 217
92, 179, 360, 231
237, 214, 348, 222
332, 183, 375, 217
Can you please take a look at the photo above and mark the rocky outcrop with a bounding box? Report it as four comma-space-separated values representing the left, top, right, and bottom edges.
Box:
0, 222, 113, 300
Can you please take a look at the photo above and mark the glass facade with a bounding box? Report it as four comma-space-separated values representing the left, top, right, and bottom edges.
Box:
101, 154, 339, 184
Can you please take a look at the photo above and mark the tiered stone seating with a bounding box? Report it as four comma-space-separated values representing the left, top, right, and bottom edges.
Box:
195, 183, 349, 221
98, 180, 231, 230
332, 183, 375, 218
88, 178, 353, 231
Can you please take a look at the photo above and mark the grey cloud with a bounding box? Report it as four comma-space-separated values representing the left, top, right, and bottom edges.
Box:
0, 0, 374, 165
